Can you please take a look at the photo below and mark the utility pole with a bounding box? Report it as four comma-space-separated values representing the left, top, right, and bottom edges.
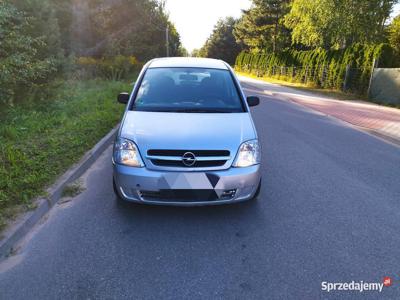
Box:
367, 58, 377, 98
166, 25, 169, 57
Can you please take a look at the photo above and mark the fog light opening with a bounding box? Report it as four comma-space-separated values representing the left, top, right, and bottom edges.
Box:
220, 189, 237, 200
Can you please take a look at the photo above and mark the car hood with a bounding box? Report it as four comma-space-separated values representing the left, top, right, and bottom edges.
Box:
120, 111, 257, 154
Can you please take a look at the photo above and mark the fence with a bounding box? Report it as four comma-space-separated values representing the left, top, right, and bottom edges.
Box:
238, 63, 372, 95
369, 68, 400, 105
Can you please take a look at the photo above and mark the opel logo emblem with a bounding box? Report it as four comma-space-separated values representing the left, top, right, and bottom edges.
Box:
182, 152, 196, 167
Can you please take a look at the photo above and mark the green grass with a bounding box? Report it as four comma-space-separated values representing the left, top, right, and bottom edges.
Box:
62, 180, 85, 198
0, 79, 132, 229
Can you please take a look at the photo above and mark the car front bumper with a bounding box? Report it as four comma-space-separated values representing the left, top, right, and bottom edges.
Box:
113, 163, 261, 206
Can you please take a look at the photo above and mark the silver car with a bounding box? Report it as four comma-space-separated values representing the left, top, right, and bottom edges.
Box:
113, 57, 261, 206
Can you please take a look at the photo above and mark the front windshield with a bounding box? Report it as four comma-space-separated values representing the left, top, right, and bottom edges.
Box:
132, 67, 244, 113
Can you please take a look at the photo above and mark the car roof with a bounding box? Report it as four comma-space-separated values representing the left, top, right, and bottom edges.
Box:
148, 57, 229, 70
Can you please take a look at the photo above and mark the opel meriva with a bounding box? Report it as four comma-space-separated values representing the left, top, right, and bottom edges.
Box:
113, 57, 261, 205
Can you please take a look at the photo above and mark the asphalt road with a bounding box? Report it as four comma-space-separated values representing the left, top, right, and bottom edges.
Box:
1, 78, 400, 299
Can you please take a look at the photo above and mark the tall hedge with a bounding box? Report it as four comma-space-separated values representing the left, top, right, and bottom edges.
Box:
235, 44, 398, 94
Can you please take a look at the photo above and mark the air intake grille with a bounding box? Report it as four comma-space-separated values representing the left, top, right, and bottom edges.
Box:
147, 149, 231, 168
139, 190, 220, 202
147, 150, 230, 157
151, 159, 226, 168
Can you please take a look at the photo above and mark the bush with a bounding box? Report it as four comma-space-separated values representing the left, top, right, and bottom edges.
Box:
76, 55, 140, 80
0, 2, 57, 106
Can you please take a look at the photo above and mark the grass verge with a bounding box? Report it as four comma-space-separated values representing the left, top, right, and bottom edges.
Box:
0, 79, 131, 229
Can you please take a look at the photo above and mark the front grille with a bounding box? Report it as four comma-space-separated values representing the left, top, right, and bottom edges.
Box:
147, 150, 230, 157
139, 189, 220, 202
151, 159, 226, 168
147, 149, 231, 168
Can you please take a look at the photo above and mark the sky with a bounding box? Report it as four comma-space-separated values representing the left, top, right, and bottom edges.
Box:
165, 0, 400, 53
165, 0, 251, 53
393, 3, 400, 19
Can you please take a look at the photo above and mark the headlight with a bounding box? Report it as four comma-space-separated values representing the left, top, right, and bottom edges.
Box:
113, 138, 144, 167
233, 139, 260, 167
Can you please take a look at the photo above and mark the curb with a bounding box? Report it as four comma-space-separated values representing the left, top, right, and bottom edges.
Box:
0, 125, 119, 260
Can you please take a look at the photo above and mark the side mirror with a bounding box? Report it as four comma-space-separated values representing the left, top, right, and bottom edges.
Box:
247, 96, 260, 107
118, 92, 130, 104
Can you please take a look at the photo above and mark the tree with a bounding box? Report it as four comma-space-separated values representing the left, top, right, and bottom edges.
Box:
199, 17, 243, 64
0, 2, 55, 105
284, 0, 397, 49
190, 49, 201, 57
80, 0, 183, 60
11, 0, 63, 60
0, 0, 184, 106
167, 22, 186, 57
52, 0, 74, 55
178, 46, 189, 57
234, 0, 291, 53
16, 0, 185, 60
388, 14, 400, 53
